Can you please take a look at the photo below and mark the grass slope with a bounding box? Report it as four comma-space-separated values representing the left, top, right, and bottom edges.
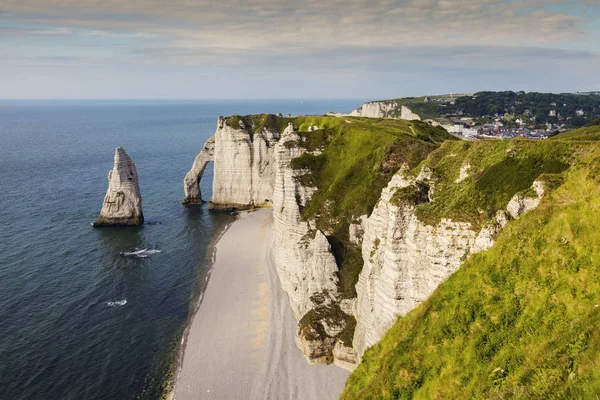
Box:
407, 139, 576, 229
551, 124, 600, 141
342, 141, 600, 399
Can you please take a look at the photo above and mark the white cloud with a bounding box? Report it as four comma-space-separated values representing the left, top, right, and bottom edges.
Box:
79, 29, 158, 38
29, 27, 72, 35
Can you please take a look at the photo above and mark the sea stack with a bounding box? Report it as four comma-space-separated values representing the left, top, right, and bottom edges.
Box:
93, 147, 143, 227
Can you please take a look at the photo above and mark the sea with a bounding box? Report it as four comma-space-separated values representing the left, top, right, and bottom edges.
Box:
0, 99, 362, 400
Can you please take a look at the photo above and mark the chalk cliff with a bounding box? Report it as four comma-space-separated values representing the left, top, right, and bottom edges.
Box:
182, 135, 215, 204
183, 115, 553, 371
351, 170, 545, 356
93, 147, 143, 227
273, 125, 340, 318
349, 101, 421, 121
183, 116, 278, 209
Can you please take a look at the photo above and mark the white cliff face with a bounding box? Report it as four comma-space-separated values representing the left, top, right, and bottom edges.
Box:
506, 180, 545, 219
184, 116, 279, 209
212, 117, 279, 208
352, 170, 544, 358
182, 135, 215, 204
400, 106, 421, 121
272, 128, 340, 318
94, 147, 143, 227
347, 102, 421, 121
184, 118, 340, 320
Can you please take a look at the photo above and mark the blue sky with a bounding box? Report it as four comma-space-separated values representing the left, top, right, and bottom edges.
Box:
1, 0, 599, 99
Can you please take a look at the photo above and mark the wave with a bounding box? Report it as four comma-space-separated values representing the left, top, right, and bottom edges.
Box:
120, 248, 161, 258
107, 299, 127, 307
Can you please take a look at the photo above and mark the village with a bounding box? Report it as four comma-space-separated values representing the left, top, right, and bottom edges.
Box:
422, 96, 591, 140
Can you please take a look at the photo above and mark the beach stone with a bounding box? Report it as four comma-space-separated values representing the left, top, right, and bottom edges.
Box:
93, 147, 143, 227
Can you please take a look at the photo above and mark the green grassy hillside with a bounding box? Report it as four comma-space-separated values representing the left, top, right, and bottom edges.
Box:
404, 139, 576, 229
551, 123, 600, 141
342, 139, 600, 399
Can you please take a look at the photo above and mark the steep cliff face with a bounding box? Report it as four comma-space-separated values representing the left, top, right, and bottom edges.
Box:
352, 139, 574, 358
183, 115, 279, 209
185, 112, 581, 377
94, 147, 143, 227
272, 124, 340, 318
352, 170, 540, 356
349, 101, 421, 121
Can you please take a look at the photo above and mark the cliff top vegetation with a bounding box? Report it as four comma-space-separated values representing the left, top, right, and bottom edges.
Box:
342, 135, 600, 399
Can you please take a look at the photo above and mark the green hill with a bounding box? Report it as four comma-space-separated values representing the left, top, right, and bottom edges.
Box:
551, 122, 600, 141
341, 136, 600, 399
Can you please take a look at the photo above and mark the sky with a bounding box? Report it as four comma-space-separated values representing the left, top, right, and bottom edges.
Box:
1, 0, 599, 99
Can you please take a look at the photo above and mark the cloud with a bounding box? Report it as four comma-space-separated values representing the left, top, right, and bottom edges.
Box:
0, 0, 599, 98
28, 27, 72, 35
79, 29, 158, 38
1, 0, 597, 50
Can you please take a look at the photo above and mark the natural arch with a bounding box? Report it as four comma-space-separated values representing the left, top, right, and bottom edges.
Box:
182, 135, 215, 204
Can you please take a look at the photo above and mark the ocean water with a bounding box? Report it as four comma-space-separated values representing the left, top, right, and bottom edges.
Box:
0, 99, 362, 400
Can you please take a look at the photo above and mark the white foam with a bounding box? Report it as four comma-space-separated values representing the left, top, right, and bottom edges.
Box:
107, 299, 127, 307
120, 248, 162, 258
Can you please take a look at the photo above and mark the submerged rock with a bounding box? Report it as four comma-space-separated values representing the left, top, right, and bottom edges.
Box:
93, 147, 143, 227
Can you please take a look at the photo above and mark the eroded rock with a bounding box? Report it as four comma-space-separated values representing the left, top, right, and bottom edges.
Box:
93, 147, 143, 227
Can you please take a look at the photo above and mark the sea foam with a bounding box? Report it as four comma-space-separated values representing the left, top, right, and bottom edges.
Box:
120, 248, 161, 258
107, 300, 127, 307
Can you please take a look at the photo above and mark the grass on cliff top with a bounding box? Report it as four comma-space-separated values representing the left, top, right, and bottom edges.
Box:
551, 123, 600, 141
341, 143, 600, 400
288, 116, 453, 298
400, 139, 582, 229
225, 114, 290, 133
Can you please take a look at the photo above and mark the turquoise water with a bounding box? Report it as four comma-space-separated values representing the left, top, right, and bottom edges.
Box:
0, 100, 361, 400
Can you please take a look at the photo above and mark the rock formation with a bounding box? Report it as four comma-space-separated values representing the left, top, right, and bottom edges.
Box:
93, 147, 143, 227
182, 135, 215, 204
273, 125, 340, 318
348, 101, 421, 121
352, 170, 544, 358
182, 116, 278, 209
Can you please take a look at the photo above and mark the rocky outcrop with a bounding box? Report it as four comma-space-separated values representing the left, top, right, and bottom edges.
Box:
182, 136, 215, 204
349, 101, 397, 118
348, 101, 421, 121
400, 106, 421, 121
352, 169, 544, 358
93, 147, 143, 227
183, 116, 279, 209
507, 180, 545, 219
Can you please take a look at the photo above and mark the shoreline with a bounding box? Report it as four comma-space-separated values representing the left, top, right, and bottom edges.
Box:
167, 213, 238, 400
170, 209, 349, 400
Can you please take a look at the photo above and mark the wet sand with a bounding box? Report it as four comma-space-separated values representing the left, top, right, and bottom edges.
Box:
173, 209, 349, 400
